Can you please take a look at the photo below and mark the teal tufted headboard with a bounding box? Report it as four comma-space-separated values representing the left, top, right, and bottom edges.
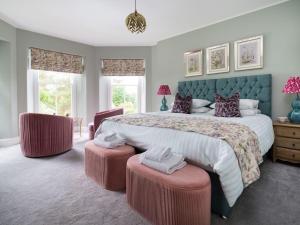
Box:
178, 74, 272, 117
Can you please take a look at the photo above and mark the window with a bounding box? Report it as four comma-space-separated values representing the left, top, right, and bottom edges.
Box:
28, 70, 85, 117
109, 76, 145, 114
38, 71, 72, 115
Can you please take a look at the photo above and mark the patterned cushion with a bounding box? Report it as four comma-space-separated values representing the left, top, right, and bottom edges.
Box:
215, 92, 241, 117
172, 93, 192, 114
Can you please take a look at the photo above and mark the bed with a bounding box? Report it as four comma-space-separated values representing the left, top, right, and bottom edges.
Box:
98, 74, 273, 217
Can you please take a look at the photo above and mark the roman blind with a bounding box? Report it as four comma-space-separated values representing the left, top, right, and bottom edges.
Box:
101, 59, 145, 76
29, 47, 85, 74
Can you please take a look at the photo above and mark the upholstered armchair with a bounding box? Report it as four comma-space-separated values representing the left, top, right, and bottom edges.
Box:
88, 108, 124, 140
19, 113, 73, 157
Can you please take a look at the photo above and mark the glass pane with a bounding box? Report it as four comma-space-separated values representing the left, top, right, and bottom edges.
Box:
38, 71, 72, 116
111, 78, 138, 114
111, 76, 138, 85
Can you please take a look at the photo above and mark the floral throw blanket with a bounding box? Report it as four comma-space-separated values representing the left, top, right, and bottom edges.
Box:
108, 114, 262, 187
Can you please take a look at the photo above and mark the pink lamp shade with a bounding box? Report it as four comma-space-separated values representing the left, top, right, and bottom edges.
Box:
283, 76, 300, 94
157, 85, 171, 95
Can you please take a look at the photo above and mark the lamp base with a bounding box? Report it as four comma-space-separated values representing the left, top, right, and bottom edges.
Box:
288, 94, 300, 123
160, 96, 169, 111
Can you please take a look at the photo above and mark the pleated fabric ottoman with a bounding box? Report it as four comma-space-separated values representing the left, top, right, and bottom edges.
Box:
126, 155, 211, 225
85, 141, 135, 191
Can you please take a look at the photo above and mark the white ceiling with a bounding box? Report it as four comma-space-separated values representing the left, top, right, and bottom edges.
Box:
0, 0, 287, 46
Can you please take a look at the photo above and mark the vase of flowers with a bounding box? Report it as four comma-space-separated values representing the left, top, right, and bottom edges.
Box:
283, 76, 300, 123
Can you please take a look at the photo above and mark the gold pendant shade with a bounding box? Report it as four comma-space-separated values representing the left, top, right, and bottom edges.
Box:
125, 0, 146, 34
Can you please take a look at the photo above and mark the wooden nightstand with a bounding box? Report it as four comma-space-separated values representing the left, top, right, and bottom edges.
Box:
273, 122, 300, 163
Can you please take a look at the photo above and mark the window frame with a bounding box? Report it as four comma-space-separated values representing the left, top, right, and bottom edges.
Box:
28, 70, 81, 117
107, 76, 146, 114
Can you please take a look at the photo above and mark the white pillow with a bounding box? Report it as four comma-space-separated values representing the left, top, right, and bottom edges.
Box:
239, 99, 259, 110
207, 109, 215, 115
240, 109, 261, 117
192, 99, 211, 108
207, 109, 261, 116
210, 99, 259, 110
210, 103, 216, 109
191, 107, 211, 113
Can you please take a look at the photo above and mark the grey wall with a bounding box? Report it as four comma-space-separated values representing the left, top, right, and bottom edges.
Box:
1, 26, 152, 138
151, 0, 300, 118
1, 0, 299, 139
0, 20, 17, 138
96, 46, 152, 112
16, 29, 98, 126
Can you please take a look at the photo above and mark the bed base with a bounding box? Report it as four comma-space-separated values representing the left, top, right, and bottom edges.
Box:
208, 171, 232, 218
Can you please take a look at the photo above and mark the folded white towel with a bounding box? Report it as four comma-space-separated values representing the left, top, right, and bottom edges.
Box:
94, 133, 125, 149
140, 153, 187, 174
144, 145, 172, 162
97, 131, 117, 142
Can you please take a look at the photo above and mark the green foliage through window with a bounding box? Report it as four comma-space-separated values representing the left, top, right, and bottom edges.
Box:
112, 85, 137, 114
38, 71, 72, 116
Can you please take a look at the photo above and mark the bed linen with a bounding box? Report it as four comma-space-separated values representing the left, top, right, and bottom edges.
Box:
108, 113, 262, 187
97, 112, 274, 206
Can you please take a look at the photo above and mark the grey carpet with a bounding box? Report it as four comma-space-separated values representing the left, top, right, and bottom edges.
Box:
0, 143, 299, 225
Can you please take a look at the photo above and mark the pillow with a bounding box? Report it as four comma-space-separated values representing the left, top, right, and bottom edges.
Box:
240, 109, 261, 117
214, 92, 241, 117
209, 103, 216, 109
191, 107, 211, 113
172, 93, 192, 114
192, 99, 211, 108
240, 99, 259, 110
207, 109, 215, 115
210, 99, 259, 110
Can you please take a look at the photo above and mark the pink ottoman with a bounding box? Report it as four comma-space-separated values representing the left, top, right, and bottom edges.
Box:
85, 141, 135, 191
127, 155, 211, 225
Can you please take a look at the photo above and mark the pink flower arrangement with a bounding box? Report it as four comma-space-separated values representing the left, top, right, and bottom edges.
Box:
282, 76, 300, 94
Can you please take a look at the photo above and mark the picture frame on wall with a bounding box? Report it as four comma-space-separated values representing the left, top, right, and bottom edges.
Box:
234, 35, 263, 71
206, 43, 229, 74
184, 50, 203, 77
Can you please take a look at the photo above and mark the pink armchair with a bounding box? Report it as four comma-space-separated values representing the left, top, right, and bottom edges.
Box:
89, 108, 124, 140
19, 113, 73, 157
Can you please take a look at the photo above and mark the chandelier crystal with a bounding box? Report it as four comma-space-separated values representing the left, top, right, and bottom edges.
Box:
125, 0, 146, 34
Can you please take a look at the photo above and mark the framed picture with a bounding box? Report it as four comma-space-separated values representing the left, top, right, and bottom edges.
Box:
234, 35, 263, 71
184, 50, 203, 77
206, 43, 229, 74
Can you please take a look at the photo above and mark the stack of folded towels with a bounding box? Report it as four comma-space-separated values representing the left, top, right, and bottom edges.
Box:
139, 146, 187, 174
93, 131, 126, 148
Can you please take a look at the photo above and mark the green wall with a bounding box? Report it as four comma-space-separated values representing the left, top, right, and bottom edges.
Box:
151, 0, 300, 118
1, 0, 300, 139
0, 19, 17, 138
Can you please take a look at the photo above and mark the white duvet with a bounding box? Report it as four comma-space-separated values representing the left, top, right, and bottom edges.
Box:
97, 112, 274, 207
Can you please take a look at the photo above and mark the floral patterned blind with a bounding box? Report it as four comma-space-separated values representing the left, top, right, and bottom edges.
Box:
30, 48, 85, 74
101, 59, 145, 76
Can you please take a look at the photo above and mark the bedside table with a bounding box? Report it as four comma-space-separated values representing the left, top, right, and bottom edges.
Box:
273, 122, 300, 163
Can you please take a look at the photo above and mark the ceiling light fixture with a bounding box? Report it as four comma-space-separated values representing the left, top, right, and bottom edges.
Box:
125, 0, 146, 34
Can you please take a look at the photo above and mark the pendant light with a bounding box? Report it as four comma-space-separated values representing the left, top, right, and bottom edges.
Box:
125, 0, 146, 33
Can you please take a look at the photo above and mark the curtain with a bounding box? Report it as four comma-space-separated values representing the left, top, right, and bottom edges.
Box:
29, 47, 85, 74
101, 59, 145, 76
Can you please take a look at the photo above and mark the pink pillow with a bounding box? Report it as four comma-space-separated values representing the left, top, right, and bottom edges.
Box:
172, 93, 192, 114
214, 92, 241, 117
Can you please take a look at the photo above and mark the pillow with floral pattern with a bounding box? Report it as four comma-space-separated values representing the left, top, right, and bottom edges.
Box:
214, 92, 241, 117
172, 93, 192, 114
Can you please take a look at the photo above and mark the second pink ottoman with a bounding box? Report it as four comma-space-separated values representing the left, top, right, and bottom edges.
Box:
85, 141, 135, 191
127, 155, 211, 225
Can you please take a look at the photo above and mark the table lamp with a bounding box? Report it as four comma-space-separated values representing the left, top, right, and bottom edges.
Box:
157, 85, 171, 111
283, 76, 300, 123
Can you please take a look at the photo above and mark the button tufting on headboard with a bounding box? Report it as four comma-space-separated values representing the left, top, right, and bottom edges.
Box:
178, 74, 272, 117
